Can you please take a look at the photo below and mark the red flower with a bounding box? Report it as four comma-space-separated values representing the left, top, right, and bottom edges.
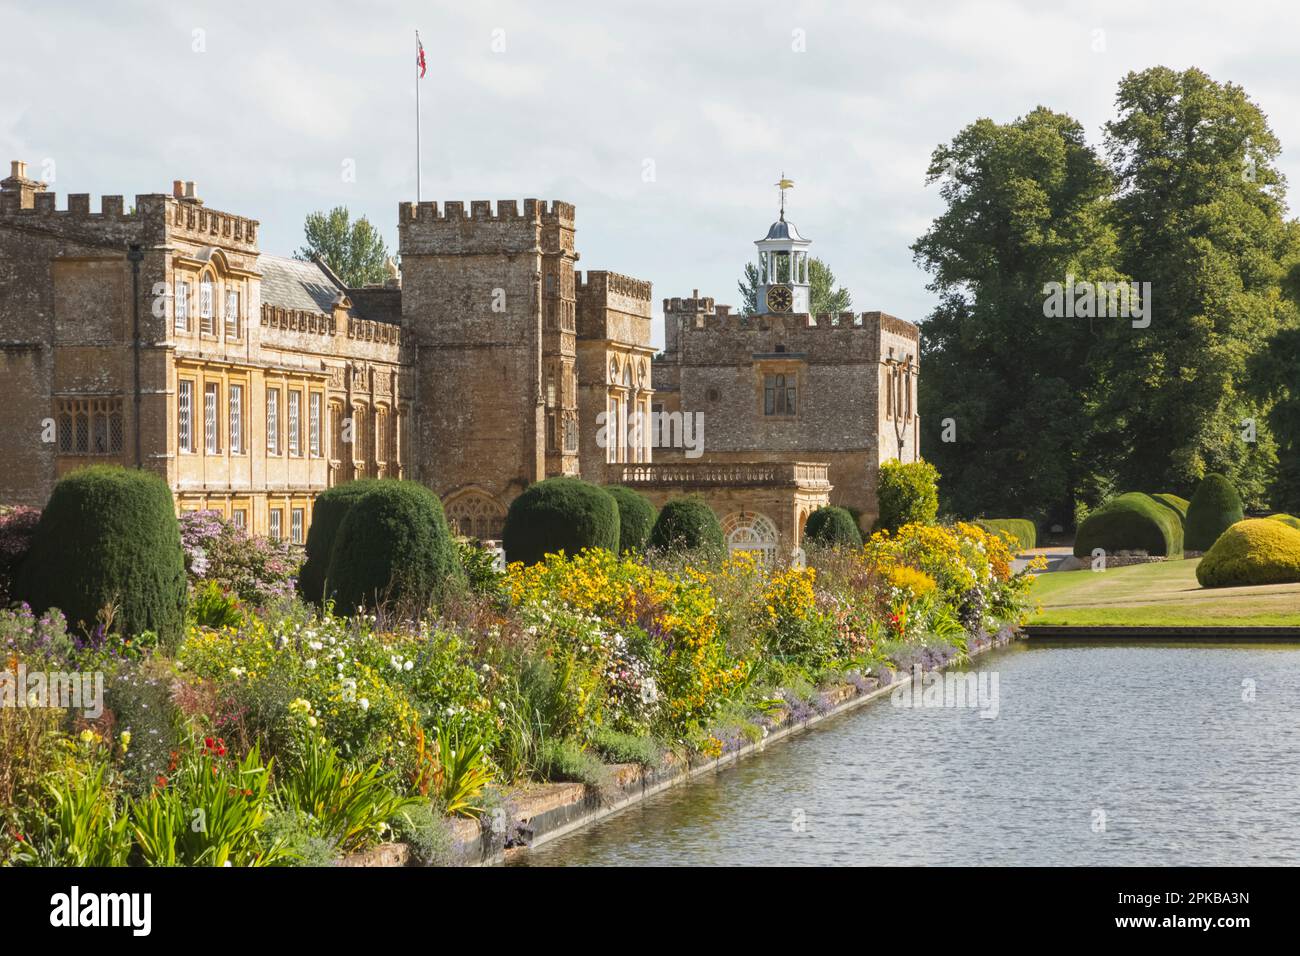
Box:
205, 737, 214, 749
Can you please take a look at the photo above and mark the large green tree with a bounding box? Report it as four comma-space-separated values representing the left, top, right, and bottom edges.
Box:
296, 207, 391, 288
912, 107, 1120, 526
1099, 67, 1298, 507
737, 257, 851, 314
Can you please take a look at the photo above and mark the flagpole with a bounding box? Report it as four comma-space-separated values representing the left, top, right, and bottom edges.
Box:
415, 30, 422, 204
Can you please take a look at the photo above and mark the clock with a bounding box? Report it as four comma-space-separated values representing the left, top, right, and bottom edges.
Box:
765, 283, 793, 313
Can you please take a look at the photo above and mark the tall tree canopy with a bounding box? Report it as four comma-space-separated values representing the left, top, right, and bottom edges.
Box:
912, 106, 1119, 526
917, 68, 1300, 522
296, 207, 391, 288
1098, 67, 1298, 507
737, 257, 851, 314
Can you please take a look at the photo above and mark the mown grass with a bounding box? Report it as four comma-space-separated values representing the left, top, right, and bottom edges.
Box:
1028, 558, 1300, 626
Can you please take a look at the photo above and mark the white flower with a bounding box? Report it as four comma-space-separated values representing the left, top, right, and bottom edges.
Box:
309, 641, 323, 651
229, 666, 245, 678
404, 660, 414, 671
305, 659, 318, 670
359, 698, 370, 712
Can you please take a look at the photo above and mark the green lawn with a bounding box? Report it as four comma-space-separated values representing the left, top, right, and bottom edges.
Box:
1028, 557, 1300, 626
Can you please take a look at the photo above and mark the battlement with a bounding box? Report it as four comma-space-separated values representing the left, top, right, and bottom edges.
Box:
0, 189, 141, 221
666, 298, 919, 339
260, 303, 401, 346
167, 196, 258, 249
576, 270, 652, 301
397, 198, 575, 226
664, 293, 715, 314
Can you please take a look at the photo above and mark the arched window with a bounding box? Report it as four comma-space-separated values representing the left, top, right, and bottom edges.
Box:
444, 490, 506, 541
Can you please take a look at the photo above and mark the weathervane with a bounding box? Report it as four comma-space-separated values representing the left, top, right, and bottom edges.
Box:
776, 173, 795, 221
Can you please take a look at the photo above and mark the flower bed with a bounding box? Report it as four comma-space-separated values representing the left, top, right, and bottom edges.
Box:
1, 518, 1037, 866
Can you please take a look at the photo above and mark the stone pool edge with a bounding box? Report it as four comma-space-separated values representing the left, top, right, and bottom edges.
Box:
341, 625, 1019, 868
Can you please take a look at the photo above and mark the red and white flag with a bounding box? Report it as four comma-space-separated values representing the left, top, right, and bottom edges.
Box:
416, 34, 426, 78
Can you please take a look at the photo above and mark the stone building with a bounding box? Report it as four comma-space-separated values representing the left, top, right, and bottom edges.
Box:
0, 160, 917, 557
647, 207, 921, 544
0, 163, 407, 542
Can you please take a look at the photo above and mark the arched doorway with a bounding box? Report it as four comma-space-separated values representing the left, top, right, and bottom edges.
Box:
444, 489, 506, 541
721, 511, 779, 563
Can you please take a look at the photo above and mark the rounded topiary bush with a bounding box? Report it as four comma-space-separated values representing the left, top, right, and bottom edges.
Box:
298, 479, 382, 604
1151, 493, 1190, 527
501, 477, 620, 565
1268, 513, 1300, 530
1196, 518, 1300, 588
16, 466, 186, 647
604, 485, 657, 554
326, 480, 462, 615
976, 518, 1037, 552
875, 459, 940, 532
803, 506, 863, 550
1185, 474, 1244, 552
648, 496, 724, 555
1073, 492, 1183, 558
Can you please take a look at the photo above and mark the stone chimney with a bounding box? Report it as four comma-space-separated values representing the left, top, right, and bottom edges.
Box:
176, 180, 202, 205
1, 160, 48, 209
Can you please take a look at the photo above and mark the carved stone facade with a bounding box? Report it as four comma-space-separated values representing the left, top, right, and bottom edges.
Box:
0, 161, 918, 554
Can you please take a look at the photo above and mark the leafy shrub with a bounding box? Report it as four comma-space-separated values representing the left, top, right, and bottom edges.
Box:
456, 538, 505, 596
16, 467, 187, 648
0, 506, 40, 605
604, 485, 657, 554
11, 765, 132, 867
536, 738, 612, 793
1196, 518, 1300, 587
275, 733, 417, 853
297, 481, 381, 604
326, 481, 463, 616
648, 495, 724, 555
875, 460, 940, 531
1268, 513, 1300, 530
190, 580, 245, 629
131, 741, 291, 866
976, 518, 1037, 552
590, 727, 662, 768
1185, 475, 1245, 551
389, 799, 456, 865
180, 510, 301, 606
804, 506, 863, 550
502, 478, 620, 565
1073, 492, 1184, 558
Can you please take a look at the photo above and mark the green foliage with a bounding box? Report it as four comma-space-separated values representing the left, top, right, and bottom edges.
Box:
604, 485, 658, 554
276, 734, 417, 853
501, 477, 620, 565
1185, 474, 1246, 551
11, 765, 132, 866
1196, 518, 1300, 587
326, 480, 462, 616
131, 744, 291, 867
296, 207, 391, 288
17, 466, 186, 648
388, 799, 456, 865
914, 107, 1117, 527
876, 460, 940, 532
1073, 492, 1184, 558
298, 480, 381, 604
976, 518, 1037, 551
455, 538, 505, 596
1100, 67, 1294, 507
648, 495, 725, 555
590, 727, 663, 768
536, 738, 612, 792
1151, 494, 1190, 526
804, 506, 863, 550
190, 580, 245, 629
433, 728, 493, 818
738, 257, 851, 315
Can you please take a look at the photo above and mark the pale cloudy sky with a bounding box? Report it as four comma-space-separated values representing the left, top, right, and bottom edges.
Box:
3, 0, 1298, 347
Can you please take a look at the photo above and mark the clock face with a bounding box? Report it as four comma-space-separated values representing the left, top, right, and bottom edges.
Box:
766, 284, 793, 313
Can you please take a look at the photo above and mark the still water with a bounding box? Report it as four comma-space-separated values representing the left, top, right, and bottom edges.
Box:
516, 642, 1300, 866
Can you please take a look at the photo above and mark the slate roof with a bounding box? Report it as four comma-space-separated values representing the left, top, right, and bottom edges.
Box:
257, 254, 347, 314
